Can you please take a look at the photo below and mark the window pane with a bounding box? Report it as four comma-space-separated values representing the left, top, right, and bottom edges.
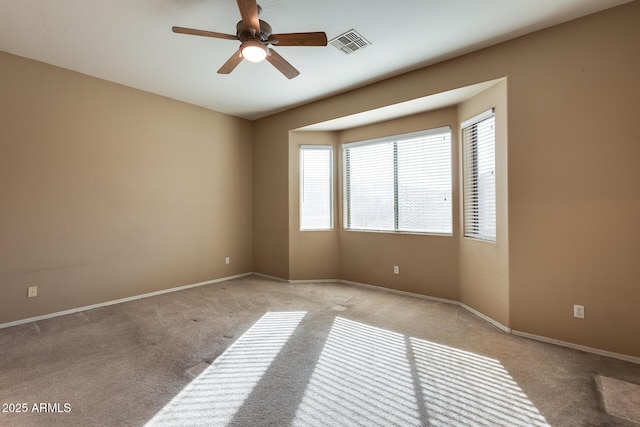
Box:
463, 112, 496, 241
345, 141, 394, 231
397, 133, 452, 233
300, 146, 333, 230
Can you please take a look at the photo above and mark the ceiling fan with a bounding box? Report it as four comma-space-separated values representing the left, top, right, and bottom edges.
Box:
172, 0, 328, 79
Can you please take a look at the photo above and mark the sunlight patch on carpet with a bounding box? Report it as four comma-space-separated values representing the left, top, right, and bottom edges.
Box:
293, 317, 421, 425
597, 375, 640, 424
292, 317, 549, 427
146, 311, 306, 426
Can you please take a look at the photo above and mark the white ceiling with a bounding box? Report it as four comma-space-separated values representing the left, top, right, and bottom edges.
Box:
0, 0, 632, 120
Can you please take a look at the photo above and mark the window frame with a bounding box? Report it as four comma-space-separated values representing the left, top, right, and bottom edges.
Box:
462, 109, 496, 242
342, 126, 453, 235
299, 144, 334, 231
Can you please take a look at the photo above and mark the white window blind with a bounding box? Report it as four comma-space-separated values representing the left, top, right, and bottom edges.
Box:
343, 127, 452, 234
462, 109, 496, 241
300, 145, 333, 230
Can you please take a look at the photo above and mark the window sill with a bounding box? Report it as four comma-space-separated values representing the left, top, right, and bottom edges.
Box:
343, 229, 453, 237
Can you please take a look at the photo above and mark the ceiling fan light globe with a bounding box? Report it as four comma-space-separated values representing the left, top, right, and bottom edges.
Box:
241, 40, 268, 63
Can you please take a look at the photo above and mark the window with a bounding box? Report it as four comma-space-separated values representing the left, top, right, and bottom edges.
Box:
343, 127, 452, 234
462, 109, 496, 241
300, 145, 333, 230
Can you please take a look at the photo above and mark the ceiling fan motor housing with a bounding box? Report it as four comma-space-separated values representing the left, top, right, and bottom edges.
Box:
236, 20, 272, 42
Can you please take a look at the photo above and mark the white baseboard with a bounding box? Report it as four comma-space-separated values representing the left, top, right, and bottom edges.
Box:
254, 273, 344, 285
290, 279, 341, 284
342, 280, 637, 364
340, 280, 511, 333
339, 279, 460, 306
0, 272, 252, 330
252, 272, 289, 283
253, 274, 639, 364
511, 330, 640, 365
3, 271, 638, 365
460, 303, 511, 334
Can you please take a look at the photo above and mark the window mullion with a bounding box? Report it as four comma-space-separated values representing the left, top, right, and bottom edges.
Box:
345, 149, 351, 229
393, 141, 399, 231
472, 130, 479, 232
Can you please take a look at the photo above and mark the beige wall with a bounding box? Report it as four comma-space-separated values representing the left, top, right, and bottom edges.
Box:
0, 52, 253, 324
254, 2, 640, 358
253, 117, 290, 278
458, 80, 509, 326
505, 5, 640, 356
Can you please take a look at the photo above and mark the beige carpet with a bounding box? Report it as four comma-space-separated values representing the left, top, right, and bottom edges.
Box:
598, 375, 640, 424
1, 275, 640, 426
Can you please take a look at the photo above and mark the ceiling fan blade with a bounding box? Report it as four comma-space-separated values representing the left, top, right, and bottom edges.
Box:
236, 0, 260, 33
269, 32, 328, 47
266, 48, 300, 79
218, 50, 244, 74
172, 26, 238, 41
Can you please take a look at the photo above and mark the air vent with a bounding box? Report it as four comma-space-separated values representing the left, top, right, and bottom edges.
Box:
329, 29, 371, 54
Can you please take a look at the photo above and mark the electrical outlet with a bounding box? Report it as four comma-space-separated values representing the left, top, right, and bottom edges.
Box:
225, 257, 230, 265
393, 266, 399, 275
28, 286, 38, 298
574, 304, 584, 319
